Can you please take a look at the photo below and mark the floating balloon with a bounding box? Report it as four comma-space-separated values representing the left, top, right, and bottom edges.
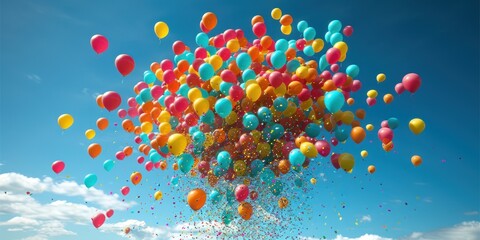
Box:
409, 118, 425, 135
85, 129, 96, 140
121, 186, 130, 196
52, 160, 65, 174
339, 153, 354, 172
154, 21, 169, 39
187, 188, 207, 211
91, 213, 105, 228
102, 91, 122, 112
368, 165, 376, 174
238, 202, 253, 220
154, 191, 163, 200
88, 143, 102, 158
115, 54, 135, 76
58, 114, 74, 130
411, 155, 422, 166
130, 172, 142, 185
106, 209, 114, 218
84, 174, 97, 188
90, 34, 108, 54
103, 159, 115, 172
278, 197, 289, 209
402, 73, 421, 93
96, 118, 109, 130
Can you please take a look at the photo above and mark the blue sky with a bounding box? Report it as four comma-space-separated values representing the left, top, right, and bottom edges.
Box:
0, 0, 479, 239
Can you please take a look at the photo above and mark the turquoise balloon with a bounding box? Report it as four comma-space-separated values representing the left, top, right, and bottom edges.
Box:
328, 20, 342, 33
260, 168, 275, 183
220, 81, 233, 95
214, 165, 227, 177
143, 71, 156, 84
169, 116, 179, 128
206, 45, 217, 56
324, 31, 332, 43
297, 20, 308, 32
330, 32, 343, 45
200, 110, 214, 124
346, 64, 360, 78
196, 32, 209, 47
135, 94, 143, 104
289, 149, 305, 167
324, 91, 345, 113
222, 210, 234, 225
158, 95, 166, 107
199, 63, 214, 80
140, 88, 153, 102
242, 69, 256, 82
257, 107, 272, 122
388, 117, 399, 129
262, 124, 274, 142
275, 39, 288, 52
335, 127, 349, 142
171, 176, 179, 186
185, 52, 194, 64
269, 181, 283, 196
243, 113, 259, 130
178, 153, 194, 174
189, 126, 200, 135
319, 54, 328, 71
84, 174, 97, 188
226, 188, 235, 204
303, 27, 316, 41
209, 189, 222, 204
273, 97, 288, 112
217, 151, 232, 169
103, 160, 115, 172
250, 159, 264, 177
287, 59, 300, 73
303, 45, 314, 57
149, 151, 161, 163
160, 145, 169, 154
305, 123, 320, 137
271, 50, 286, 69
178, 84, 190, 98
140, 133, 149, 143
294, 177, 303, 187
214, 98, 232, 118
271, 124, 285, 139
200, 88, 209, 98
192, 131, 206, 145
236, 52, 251, 70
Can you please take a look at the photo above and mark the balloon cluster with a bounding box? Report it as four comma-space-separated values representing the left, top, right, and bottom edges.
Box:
56, 8, 425, 227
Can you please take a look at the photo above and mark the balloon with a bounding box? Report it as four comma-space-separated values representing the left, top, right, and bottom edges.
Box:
350, 126, 366, 144
130, 172, 142, 185
387, 117, 399, 129
85, 129, 96, 140
271, 8, 282, 20
178, 153, 195, 174
377, 127, 393, 144
167, 134, 187, 156
96, 117, 109, 130
187, 188, 207, 211
214, 98, 233, 118
103, 159, 115, 172
402, 73, 421, 93
324, 91, 345, 113
383, 94, 394, 104
367, 90, 378, 98
368, 165, 376, 174
395, 83, 405, 94
106, 209, 114, 218
124, 227, 131, 234
115, 54, 135, 76
58, 114, 74, 130
376, 73, 386, 83
338, 153, 354, 172
278, 197, 289, 209
328, 20, 342, 33
252, 22, 266, 38
300, 142, 318, 158
121, 186, 130, 196
91, 213, 105, 228
102, 91, 122, 111
331, 153, 340, 169
90, 34, 108, 54
289, 149, 305, 168
154, 191, 163, 200
409, 118, 425, 135
343, 25, 353, 36
361, 150, 368, 158
154, 21, 169, 39
315, 140, 331, 157
202, 12, 217, 30
326, 48, 341, 64
84, 174, 97, 188
209, 189, 222, 204
411, 155, 422, 166
52, 160, 65, 174
235, 184, 249, 202
366, 124, 374, 131
238, 202, 253, 220
88, 143, 102, 158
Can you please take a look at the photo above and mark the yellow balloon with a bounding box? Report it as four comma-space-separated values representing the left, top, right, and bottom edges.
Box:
204, 133, 214, 147
271, 8, 282, 20
360, 150, 368, 158
295, 66, 308, 79
208, 55, 223, 71
225, 111, 238, 125
366, 124, 374, 131
159, 122, 171, 135
333, 41, 348, 55
85, 129, 96, 140
376, 73, 386, 83
193, 98, 209, 116
409, 118, 425, 135
167, 133, 188, 156
246, 83, 261, 102
157, 110, 171, 123
274, 83, 287, 96
339, 153, 355, 172
234, 160, 247, 176
154, 21, 169, 39
283, 102, 296, 117
312, 39, 324, 53
210, 76, 222, 91
280, 25, 292, 35
310, 178, 317, 185
341, 111, 354, 125
367, 90, 378, 98
300, 142, 318, 158
58, 114, 74, 130
300, 98, 313, 110
154, 191, 163, 200
256, 142, 271, 159
188, 88, 202, 102
226, 39, 240, 52
141, 122, 153, 133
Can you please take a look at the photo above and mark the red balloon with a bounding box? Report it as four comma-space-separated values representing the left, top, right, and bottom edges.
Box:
172, 41, 186, 55
115, 54, 135, 76
102, 91, 122, 112
402, 73, 421, 93
90, 34, 108, 54
91, 213, 106, 228
343, 26, 354, 37
145, 161, 153, 172
121, 186, 130, 196
395, 83, 405, 94
377, 127, 394, 144
331, 153, 340, 169
315, 140, 331, 157
105, 209, 114, 218
235, 184, 249, 202
52, 160, 65, 174
252, 22, 266, 38
326, 48, 341, 64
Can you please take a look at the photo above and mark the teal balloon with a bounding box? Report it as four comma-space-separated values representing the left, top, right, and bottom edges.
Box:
287, 59, 300, 72
178, 84, 190, 98
149, 151, 161, 163
213, 165, 227, 177
289, 149, 305, 167
192, 131, 206, 145
160, 145, 169, 154
171, 176, 179, 186
143, 71, 156, 84
388, 117, 399, 129
269, 181, 283, 196
140, 88, 153, 102
297, 20, 308, 32
214, 98, 232, 118
178, 153, 194, 174
226, 188, 235, 204
330, 32, 343, 45
324, 31, 332, 43
222, 210, 234, 225
135, 95, 143, 104
335, 127, 349, 142
200, 110, 214, 124
346, 64, 360, 78
206, 45, 217, 56
185, 52, 194, 64
328, 20, 342, 32
84, 174, 97, 188
217, 151, 232, 169
209, 189, 222, 204
169, 116, 179, 128
200, 88, 209, 98
271, 124, 285, 139
303, 27, 316, 41
257, 107, 272, 122
158, 95, 165, 107
262, 125, 274, 142
260, 168, 275, 183
242, 69, 256, 82
196, 32, 209, 47
305, 123, 320, 137
189, 126, 200, 135
199, 63, 214, 80
319, 54, 328, 71
303, 46, 314, 57
243, 113, 259, 130
294, 177, 303, 187
324, 91, 345, 113
103, 160, 115, 172
275, 39, 288, 52
250, 159, 264, 177
236, 53, 251, 70
220, 81, 233, 95
271, 50, 286, 69
273, 97, 288, 112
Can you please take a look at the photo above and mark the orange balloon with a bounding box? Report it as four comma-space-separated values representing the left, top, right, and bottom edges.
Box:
322, 80, 337, 91
96, 117, 109, 130
260, 36, 273, 49
123, 146, 133, 156
177, 60, 189, 73
248, 46, 260, 61
187, 188, 207, 211
295, 136, 308, 147
88, 143, 102, 158
355, 109, 366, 120
279, 14, 293, 26
411, 155, 422, 167
278, 159, 291, 174
251, 15, 264, 25
202, 12, 217, 30
160, 161, 167, 170
96, 95, 104, 109
350, 126, 366, 144
130, 172, 142, 185
285, 48, 296, 60
167, 80, 180, 93
383, 94, 394, 104
172, 162, 179, 171
150, 62, 161, 73
139, 113, 153, 123
238, 202, 253, 220
134, 126, 142, 135
288, 81, 303, 95
122, 119, 134, 132
368, 165, 376, 174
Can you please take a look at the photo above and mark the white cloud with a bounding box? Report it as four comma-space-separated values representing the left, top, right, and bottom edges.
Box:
334, 234, 393, 240
0, 217, 39, 226
402, 221, 480, 240
0, 172, 135, 210
361, 215, 372, 223
26, 74, 42, 84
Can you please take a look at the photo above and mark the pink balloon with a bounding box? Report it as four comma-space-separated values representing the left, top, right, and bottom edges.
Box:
351, 80, 362, 92
381, 120, 389, 128
268, 71, 283, 88
154, 162, 161, 168
102, 91, 122, 112
91, 213, 106, 228
137, 156, 145, 164
220, 69, 236, 83
332, 73, 347, 87
223, 29, 236, 41
252, 22, 266, 38
197, 161, 210, 175
105, 209, 114, 218
115, 54, 135, 76
229, 85, 244, 102
121, 186, 130, 196
163, 70, 175, 84
135, 82, 149, 92
343, 26, 354, 37
378, 127, 394, 144
213, 34, 225, 48
330, 64, 340, 72
395, 83, 405, 94
282, 141, 296, 156
127, 107, 138, 118
326, 48, 341, 64
331, 153, 340, 169
52, 160, 65, 174
134, 136, 142, 144
296, 39, 306, 51
331, 137, 339, 146
127, 97, 137, 107
366, 97, 377, 106
315, 140, 331, 157
195, 47, 208, 59
174, 97, 189, 112
200, 22, 210, 33
402, 73, 421, 93
117, 109, 127, 118
172, 41, 186, 55
160, 59, 174, 71
151, 85, 164, 100
115, 151, 125, 160
145, 161, 153, 172
90, 34, 108, 54
235, 184, 249, 202
217, 47, 231, 61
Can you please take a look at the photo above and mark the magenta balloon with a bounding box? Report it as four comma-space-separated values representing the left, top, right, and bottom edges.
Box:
115, 54, 135, 76
105, 209, 114, 218
160, 59, 174, 71
378, 127, 394, 143
343, 26, 354, 37
213, 34, 225, 48
330, 64, 340, 72
164, 95, 176, 108
145, 161, 153, 172
174, 97, 189, 112
195, 47, 208, 59
52, 160, 65, 174
90, 34, 109, 54
395, 83, 405, 94
366, 97, 376, 106
235, 184, 249, 202
121, 186, 130, 196
198, 161, 210, 175
217, 47, 231, 61
326, 48, 341, 64
282, 141, 296, 156
229, 85, 244, 101
137, 156, 145, 164
315, 140, 331, 157
128, 107, 138, 118
268, 71, 283, 88
381, 120, 389, 128
117, 109, 127, 118
102, 91, 122, 111
351, 80, 362, 92
127, 97, 137, 107
91, 213, 106, 228
331, 137, 339, 146
148, 133, 155, 140
151, 85, 164, 100
402, 73, 421, 93
224, 29, 236, 41
115, 151, 125, 160
331, 153, 340, 169
333, 73, 347, 87
252, 22, 266, 38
